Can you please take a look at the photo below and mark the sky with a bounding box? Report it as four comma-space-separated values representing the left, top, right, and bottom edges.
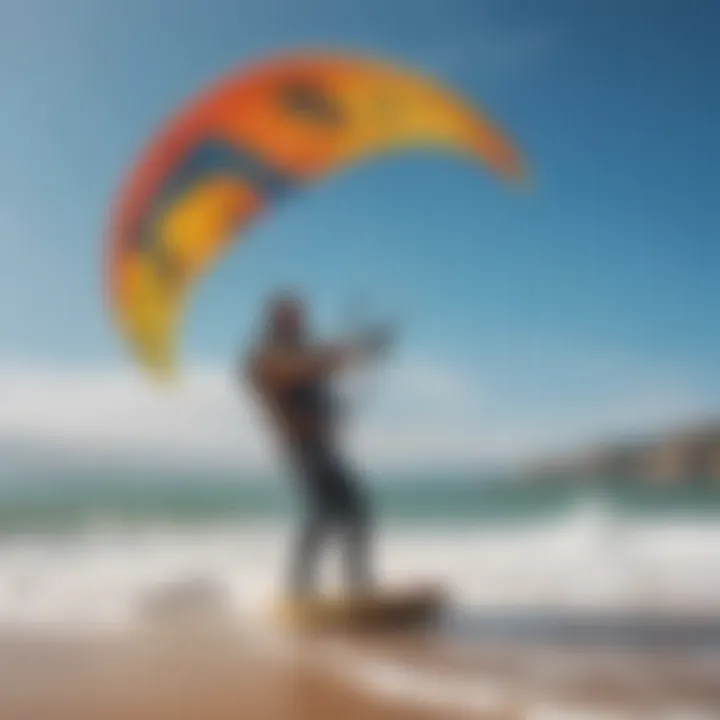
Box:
0, 0, 718, 474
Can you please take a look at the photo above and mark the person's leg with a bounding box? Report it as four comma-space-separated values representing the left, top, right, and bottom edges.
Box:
288, 506, 326, 598
324, 461, 373, 595
288, 446, 336, 598
341, 483, 372, 595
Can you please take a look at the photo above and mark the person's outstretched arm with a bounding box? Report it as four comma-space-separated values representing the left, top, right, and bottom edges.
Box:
250, 326, 394, 389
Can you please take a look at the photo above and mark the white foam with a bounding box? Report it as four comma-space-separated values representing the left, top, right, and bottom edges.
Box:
0, 506, 719, 632
327, 650, 510, 715
319, 641, 720, 718
656, 708, 720, 720
310, 642, 641, 719
525, 702, 635, 720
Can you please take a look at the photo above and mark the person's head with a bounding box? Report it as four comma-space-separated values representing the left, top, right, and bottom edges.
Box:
265, 292, 307, 345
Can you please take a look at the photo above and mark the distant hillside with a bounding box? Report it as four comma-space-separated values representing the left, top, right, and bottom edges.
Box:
527, 422, 720, 483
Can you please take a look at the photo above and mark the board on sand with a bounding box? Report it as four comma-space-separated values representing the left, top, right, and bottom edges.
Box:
274, 584, 447, 633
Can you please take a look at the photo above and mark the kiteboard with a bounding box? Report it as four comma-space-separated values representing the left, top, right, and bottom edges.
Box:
273, 584, 447, 633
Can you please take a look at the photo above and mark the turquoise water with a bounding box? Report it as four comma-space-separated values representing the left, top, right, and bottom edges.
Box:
1, 474, 719, 534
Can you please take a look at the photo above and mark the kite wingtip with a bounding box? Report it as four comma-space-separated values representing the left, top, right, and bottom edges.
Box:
507, 160, 534, 190
136, 351, 180, 385
150, 364, 180, 384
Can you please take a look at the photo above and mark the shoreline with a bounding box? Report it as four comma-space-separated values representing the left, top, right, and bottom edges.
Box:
1, 610, 720, 720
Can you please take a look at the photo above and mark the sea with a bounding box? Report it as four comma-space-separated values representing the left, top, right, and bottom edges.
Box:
1, 473, 719, 637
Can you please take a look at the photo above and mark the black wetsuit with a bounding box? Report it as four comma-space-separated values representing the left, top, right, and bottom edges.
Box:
281, 379, 371, 597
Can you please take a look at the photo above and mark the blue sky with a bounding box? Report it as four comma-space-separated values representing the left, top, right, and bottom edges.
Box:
0, 0, 718, 468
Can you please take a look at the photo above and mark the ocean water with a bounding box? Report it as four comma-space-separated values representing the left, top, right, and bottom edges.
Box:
0, 476, 719, 634
2, 475, 719, 532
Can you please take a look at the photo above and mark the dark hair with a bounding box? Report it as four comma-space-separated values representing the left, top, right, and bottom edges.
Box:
266, 291, 301, 315
263, 291, 305, 342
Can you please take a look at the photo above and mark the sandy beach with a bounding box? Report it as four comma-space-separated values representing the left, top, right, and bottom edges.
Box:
2, 607, 720, 720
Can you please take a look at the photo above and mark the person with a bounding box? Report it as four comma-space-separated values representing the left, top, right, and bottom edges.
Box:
244, 292, 393, 600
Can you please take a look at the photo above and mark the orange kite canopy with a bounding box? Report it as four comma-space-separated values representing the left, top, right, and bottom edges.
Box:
107, 51, 527, 377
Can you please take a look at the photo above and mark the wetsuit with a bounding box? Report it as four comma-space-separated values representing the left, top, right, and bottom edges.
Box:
258, 367, 372, 597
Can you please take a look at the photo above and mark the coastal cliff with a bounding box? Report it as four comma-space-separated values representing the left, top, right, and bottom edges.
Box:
528, 422, 720, 483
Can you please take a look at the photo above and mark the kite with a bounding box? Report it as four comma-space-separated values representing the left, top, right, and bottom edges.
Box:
107, 51, 527, 376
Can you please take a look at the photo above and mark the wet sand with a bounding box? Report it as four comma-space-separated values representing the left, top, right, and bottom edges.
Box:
1, 613, 720, 719
0, 624, 436, 720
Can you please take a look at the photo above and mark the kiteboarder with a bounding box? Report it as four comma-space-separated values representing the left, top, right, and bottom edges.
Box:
245, 293, 393, 599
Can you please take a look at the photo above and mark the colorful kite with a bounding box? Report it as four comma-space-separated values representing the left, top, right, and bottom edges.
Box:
107, 51, 527, 376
